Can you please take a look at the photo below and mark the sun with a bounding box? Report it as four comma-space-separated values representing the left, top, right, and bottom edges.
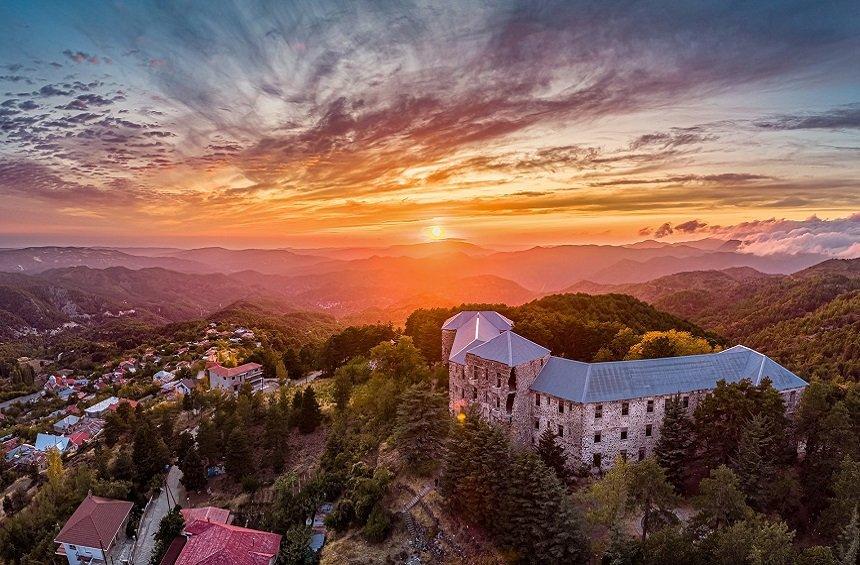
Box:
429, 225, 445, 240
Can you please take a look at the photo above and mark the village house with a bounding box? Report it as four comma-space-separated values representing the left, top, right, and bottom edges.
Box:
445, 311, 808, 471
54, 493, 134, 565
207, 362, 264, 392
159, 506, 280, 565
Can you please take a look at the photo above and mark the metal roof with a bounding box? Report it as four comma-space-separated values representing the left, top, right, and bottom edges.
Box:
35, 433, 71, 452
447, 312, 513, 363
442, 311, 513, 332
530, 345, 807, 403
466, 331, 550, 366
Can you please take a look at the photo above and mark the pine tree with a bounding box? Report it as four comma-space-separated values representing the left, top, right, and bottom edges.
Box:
298, 387, 322, 434
654, 395, 693, 492
393, 384, 448, 475
150, 505, 185, 565
537, 427, 569, 481
225, 427, 254, 479
835, 506, 859, 565
179, 446, 207, 492
196, 419, 221, 465
691, 465, 751, 531
629, 458, 678, 540
732, 414, 776, 510
132, 420, 169, 486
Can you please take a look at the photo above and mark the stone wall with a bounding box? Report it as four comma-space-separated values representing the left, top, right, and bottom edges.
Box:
441, 329, 457, 363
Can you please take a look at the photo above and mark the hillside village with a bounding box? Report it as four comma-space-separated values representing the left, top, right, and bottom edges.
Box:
0, 291, 857, 565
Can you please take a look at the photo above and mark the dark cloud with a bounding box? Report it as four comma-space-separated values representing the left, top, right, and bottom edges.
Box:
654, 223, 674, 238
17, 100, 38, 110
62, 50, 100, 64
674, 219, 708, 233
38, 84, 72, 97
754, 105, 860, 130
630, 127, 718, 150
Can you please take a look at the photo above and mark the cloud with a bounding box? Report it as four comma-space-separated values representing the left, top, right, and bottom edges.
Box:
654, 223, 674, 238
709, 215, 860, 257
754, 104, 860, 130
630, 127, 718, 150
675, 219, 708, 233
62, 50, 100, 64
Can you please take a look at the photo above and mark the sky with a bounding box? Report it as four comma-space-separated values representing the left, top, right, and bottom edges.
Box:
0, 0, 858, 250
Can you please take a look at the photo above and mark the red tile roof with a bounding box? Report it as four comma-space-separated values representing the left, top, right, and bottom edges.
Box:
54, 494, 134, 549
68, 431, 91, 446
107, 398, 138, 412
207, 362, 262, 379
176, 520, 281, 565
181, 506, 231, 525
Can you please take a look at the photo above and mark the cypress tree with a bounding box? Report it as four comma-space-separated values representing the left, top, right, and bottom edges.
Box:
731, 414, 776, 510
536, 427, 569, 481
835, 506, 859, 565
225, 427, 254, 479
654, 395, 694, 492
179, 446, 207, 492
298, 387, 322, 434
393, 384, 448, 474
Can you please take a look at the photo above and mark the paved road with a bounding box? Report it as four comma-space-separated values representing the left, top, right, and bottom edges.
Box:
0, 390, 43, 412
132, 465, 185, 564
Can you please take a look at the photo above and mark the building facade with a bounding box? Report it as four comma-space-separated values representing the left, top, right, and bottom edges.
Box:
207, 362, 264, 392
446, 311, 807, 471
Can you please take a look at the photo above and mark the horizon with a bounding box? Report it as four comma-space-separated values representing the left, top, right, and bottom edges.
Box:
0, 1, 858, 254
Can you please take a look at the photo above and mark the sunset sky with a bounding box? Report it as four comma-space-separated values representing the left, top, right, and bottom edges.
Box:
0, 1, 858, 249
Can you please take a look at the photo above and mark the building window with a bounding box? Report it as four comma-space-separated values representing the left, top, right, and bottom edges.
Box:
472, 388, 478, 400
789, 391, 796, 406
646, 400, 654, 413
558, 425, 564, 437
497, 376, 501, 387
534, 419, 540, 430
683, 396, 689, 408
495, 397, 500, 409
593, 453, 602, 468
621, 402, 629, 416
620, 450, 628, 461
558, 401, 564, 414
595, 404, 603, 419
645, 424, 652, 437
620, 428, 628, 440
535, 394, 541, 406
594, 432, 602, 443
638, 447, 645, 461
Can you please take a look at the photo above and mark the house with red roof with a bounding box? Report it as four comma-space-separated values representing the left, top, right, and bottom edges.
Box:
54, 493, 134, 565
207, 362, 263, 393
160, 518, 281, 565
180, 506, 232, 525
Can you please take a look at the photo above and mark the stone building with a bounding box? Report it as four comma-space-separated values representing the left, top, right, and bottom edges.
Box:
445, 311, 808, 471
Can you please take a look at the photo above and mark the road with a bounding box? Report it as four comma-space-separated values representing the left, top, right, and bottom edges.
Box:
131, 465, 185, 564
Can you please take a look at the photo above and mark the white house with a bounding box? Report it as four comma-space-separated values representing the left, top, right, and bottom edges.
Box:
55, 494, 133, 565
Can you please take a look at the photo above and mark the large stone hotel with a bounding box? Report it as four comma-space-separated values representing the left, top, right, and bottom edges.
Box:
444, 311, 808, 470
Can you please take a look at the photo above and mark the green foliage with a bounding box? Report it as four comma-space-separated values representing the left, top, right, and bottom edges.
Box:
732, 414, 778, 510
834, 506, 859, 565
629, 458, 679, 539
363, 502, 392, 542
536, 427, 569, 481
226, 426, 255, 479
654, 395, 694, 491
693, 379, 788, 470
297, 387, 323, 434
150, 505, 185, 565
179, 445, 207, 492
320, 324, 397, 374
393, 384, 448, 475
691, 465, 752, 532
707, 516, 796, 565
276, 524, 317, 565
625, 329, 717, 360
441, 411, 589, 563
132, 419, 170, 487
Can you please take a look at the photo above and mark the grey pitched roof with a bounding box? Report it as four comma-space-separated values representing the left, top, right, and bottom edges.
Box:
530, 345, 808, 403
442, 311, 513, 332
466, 331, 550, 366
447, 312, 513, 363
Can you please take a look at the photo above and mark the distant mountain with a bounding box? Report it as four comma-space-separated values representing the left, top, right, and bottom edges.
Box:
289, 239, 494, 261
164, 247, 330, 275
567, 258, 860, 380
0, 247, 213, 274
586, 251, 824, 284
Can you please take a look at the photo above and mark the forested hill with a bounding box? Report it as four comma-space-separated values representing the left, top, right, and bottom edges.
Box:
565, 258, 860, 380
405, 293, 719, 364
